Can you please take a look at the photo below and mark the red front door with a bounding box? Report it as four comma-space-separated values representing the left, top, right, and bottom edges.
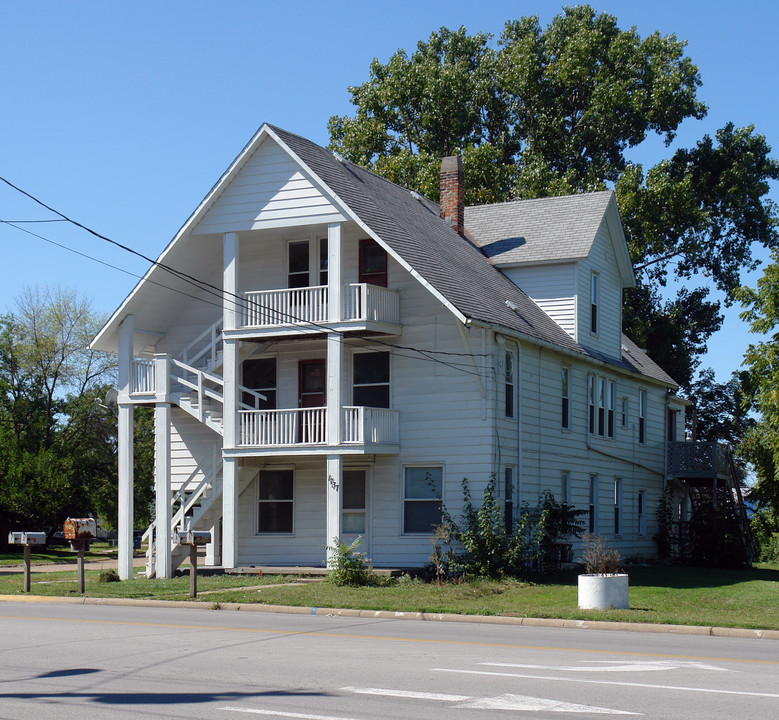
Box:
298, 360, 325, 443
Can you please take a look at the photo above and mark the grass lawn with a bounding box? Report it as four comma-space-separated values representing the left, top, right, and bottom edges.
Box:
0, 542, 121, 565
1, 562, 776, 630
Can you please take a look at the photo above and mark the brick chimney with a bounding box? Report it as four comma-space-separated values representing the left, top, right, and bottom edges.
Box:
439, 155, 464, 236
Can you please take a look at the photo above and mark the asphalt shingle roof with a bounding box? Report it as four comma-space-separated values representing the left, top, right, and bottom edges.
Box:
464, 192, 613, 265
271, 126, 676, 387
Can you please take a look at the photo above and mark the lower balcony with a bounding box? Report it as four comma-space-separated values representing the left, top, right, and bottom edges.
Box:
235, 406, 399, 455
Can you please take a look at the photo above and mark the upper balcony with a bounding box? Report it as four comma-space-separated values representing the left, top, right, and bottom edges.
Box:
667, 441, 733, 481
228, 282, 400, 339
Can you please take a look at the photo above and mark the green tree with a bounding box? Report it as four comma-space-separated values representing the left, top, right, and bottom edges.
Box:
0, 287, 153, 533
329, 6, 779, 389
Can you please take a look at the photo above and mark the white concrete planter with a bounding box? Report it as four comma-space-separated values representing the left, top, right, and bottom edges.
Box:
578, 573, 629, 609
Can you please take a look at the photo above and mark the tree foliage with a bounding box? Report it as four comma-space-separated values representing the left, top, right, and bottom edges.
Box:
329, 6, 779, 391
0, 287, 153, 535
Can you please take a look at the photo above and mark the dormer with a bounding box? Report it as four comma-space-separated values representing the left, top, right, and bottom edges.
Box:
465, 191, 634, 361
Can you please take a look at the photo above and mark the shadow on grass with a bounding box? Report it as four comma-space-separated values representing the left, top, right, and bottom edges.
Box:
538, 565, 779, 589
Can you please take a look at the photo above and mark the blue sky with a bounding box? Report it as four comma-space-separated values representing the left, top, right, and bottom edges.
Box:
1, 1, 776, 385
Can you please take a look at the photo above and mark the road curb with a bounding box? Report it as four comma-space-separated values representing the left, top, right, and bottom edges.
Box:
1, 594, 777, 640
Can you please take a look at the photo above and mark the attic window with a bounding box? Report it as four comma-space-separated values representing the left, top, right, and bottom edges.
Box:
590, 272, 599, 334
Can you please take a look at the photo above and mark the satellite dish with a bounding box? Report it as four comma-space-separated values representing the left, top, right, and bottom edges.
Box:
104, 388, 118, 408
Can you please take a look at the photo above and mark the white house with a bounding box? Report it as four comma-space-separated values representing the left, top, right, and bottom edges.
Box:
92, 124, 715, 579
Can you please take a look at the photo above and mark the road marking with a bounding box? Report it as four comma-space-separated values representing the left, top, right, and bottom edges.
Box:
482, 660, 732, 673
458, 693, 639, 714
432, 668, 779, 698
341, 686, 471, 701
219, 707, 362, 720
1, 612, 776, 666
340, 687, 638, 714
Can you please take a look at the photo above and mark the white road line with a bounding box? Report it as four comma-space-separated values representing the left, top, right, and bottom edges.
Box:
481, 660, 731, 673
218, 707, 363, 720
341, 686, 471, 702
432, 668, 779, 699
458, 693, 640, 714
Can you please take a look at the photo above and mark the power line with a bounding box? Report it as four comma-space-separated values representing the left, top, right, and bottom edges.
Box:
0, 177, 492, 374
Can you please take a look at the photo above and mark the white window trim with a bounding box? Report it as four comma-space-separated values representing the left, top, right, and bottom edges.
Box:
589, 474, 599, 534
561, 366, 571, 430
614, 477, 623, 536
341, 466, 371, 538
590, 271, 599, 335
351, 349, 391, 408
637, 489, 646, 536
401, 463, 444, 536
255, 466, 295, 536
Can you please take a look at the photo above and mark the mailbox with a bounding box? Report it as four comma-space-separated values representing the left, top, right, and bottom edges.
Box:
7, 531, 47, 546
176, 530, 211, 546
63, 518, 96, 540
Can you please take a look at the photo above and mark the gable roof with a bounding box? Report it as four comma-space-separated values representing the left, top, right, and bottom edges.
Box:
464, 191, 635, 292
92, 123, 674, 387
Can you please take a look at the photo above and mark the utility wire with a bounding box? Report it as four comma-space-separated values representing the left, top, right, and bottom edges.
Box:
0, 177, 492, 374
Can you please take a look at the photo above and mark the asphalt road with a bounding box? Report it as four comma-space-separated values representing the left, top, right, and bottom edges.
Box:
0, 602, 776, 719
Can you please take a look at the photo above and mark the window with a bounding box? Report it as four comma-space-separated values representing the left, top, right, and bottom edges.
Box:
637, 491, 646, 536
342, 470, 366, 535
258, 469, 293, 533
504, 467, 514, 529
639, 389, 647, 444
589, 474, 599, 533
590, 272, 599, 334
607, 381, 615, 438
505, 351, 515, 418
288, 241, 310, 289
319, 237, 328, 286
614, 477, 623, 535
562, 471, 571, 505
242, 358, 276, 409
588, 375, 595, 434
353, 352, 390, 408
667, 408, 677, 442
403, 466, 442, 534
561, 367, 570, 429
589, 374, 614, 438
621, 397, 628, 428
597, 377, 605, 436
359, 239, 388, 287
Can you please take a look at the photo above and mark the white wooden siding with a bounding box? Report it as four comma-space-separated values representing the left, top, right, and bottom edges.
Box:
169, 409, 220, 493
193, 139, 345, 235
577, 221, 623, 359
503, 263, 576, 339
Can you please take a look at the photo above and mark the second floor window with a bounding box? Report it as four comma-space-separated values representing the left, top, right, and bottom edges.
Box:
639, 389, 647, 444
561, 367, 570, 428
288, 241, 310, 288
242, 358, 277, 409
505, 350, 515, 418
359, 239, 388, 287
353, 351, 390, 408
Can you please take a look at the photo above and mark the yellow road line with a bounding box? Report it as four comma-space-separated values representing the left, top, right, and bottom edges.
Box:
0, 612, 776, 665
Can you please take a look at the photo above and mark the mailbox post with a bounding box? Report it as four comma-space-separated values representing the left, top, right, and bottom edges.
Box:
63, 518, 97, 594
176, 530, 211, 598
7, 532, 46, 592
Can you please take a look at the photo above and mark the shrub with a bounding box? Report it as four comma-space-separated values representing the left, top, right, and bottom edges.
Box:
581, 534, 623, 574
98, 568, 121, 583
431, 477, 583, 579
750, 507, 779, 562
325, 536, 376, 587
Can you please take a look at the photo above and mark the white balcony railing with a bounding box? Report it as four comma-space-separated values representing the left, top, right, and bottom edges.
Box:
241, 283, 399, 329
130, 359, 156, 395
238, 406, 399, 448
343, 283, 400, 324
242, 286, 328, 327
343, 406, 399, 444
239, 407, 327, 446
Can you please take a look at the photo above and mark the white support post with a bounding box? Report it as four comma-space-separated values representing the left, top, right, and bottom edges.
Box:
117, 314, 134, 580
154, 400, 172, 578
222, 232, 240, 569
328, 222, 342, 324
222, 458, 239, 569
326, 454, 343, 567
326, 332, 343, 446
